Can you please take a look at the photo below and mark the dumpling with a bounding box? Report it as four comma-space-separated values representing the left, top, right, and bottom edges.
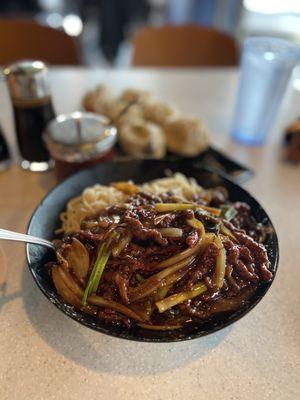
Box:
82, 85, 114, 115
120, 88, 152, 105
118, 120, 166, 159
164, 116, 208, 157
143, 101, 178, 126
104, 99, 128, 121
114, 104, 145, 127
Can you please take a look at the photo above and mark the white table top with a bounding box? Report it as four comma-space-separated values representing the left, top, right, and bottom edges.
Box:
0, 67, 299, 400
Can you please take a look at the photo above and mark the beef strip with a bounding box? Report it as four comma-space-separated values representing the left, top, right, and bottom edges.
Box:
124, 215, 168, 246
234, 231, 272, 281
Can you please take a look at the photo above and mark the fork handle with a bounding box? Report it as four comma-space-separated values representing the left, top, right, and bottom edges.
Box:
0, 228, 55, 250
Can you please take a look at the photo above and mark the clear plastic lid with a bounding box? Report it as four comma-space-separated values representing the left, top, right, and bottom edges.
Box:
43, 111, 117, 162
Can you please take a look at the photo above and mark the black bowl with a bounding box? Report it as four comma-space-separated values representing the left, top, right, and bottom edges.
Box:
26, 160, 279, 342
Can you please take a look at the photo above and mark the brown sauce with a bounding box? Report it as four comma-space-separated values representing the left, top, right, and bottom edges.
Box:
53, 149, 115, 180
13, 97, 55, 162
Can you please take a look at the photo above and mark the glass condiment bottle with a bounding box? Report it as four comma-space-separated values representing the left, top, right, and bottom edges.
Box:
43, 111, 117, 180
4, 60, 55, 171
0, 124, 11, 171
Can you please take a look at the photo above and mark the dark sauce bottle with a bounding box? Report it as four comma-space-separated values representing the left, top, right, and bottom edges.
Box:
12, 97, 55, 162
0, 124, 11, 171
4, 60, 55, 171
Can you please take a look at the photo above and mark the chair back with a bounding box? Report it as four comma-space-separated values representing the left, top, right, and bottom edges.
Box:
0, 18, 81, 65
132, 24, 238, 67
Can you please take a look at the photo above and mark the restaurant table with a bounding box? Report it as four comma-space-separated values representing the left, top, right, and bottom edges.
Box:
0, 67, 299, 400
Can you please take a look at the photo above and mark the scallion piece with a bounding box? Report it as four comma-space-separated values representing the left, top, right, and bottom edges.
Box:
82, 242, 109, 306
91, 248, 111, 293
220, 204, 237, 221
155, 203, 221, 216
155, 282, 207, 313
130, 256, 196, 302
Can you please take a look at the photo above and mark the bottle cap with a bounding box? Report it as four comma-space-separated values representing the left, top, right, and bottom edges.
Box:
4, 60, 51, 101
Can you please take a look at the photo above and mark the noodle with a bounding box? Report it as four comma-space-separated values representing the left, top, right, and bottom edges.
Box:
58, 173, 205, 234
142, 173, 204, 200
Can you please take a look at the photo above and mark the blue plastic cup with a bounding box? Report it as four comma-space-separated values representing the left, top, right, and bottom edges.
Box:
231, 37, 300, 146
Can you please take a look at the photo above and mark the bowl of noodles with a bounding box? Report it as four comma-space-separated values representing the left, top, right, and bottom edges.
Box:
26, 160, 279, 342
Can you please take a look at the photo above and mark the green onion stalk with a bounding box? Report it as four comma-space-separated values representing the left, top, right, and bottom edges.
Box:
82, 233, 117, 305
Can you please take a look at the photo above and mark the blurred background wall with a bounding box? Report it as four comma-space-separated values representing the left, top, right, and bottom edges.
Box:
1, 0, 300, 67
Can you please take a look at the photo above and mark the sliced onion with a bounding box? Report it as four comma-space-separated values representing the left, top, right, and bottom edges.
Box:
213, 236, 226, 289
220, 225, 237, 242
154, 268, 190, 302
165, 267, 189, 286
57, 266, 84, 298
186, 218, 205, 237
130, 256, 196, 302
158, 227, 183, 238
138, 322, 183, 331
197, 205, 221, 216
157, 232, 214, 272
112, 232, 132, 257
210, 287, 255, 314
156, 282, 207, 313
64, 237, 90, 284
130, 234, 214, 303
56, 249, 69, 272
88, 295, 143, 321
157, 242, 201, 269
154, 285, 170, 302
154, 213, 172, 225
157, 232, 214, 269
82, 221, 99, 229
130, 301, 154, 321
155, 203, 221, 216
52, 267, 82, 308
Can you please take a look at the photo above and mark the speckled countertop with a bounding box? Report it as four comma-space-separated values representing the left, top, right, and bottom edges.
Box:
0, 68, 299, 400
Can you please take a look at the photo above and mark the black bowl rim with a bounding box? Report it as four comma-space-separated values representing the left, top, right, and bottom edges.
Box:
26, 160, 279, 342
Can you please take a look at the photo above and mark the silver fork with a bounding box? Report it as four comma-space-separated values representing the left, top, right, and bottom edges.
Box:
0, 228, 55, 250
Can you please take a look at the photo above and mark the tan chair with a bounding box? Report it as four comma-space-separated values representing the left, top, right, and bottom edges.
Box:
0, 18, 81, 65
132, 25, 238, 67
